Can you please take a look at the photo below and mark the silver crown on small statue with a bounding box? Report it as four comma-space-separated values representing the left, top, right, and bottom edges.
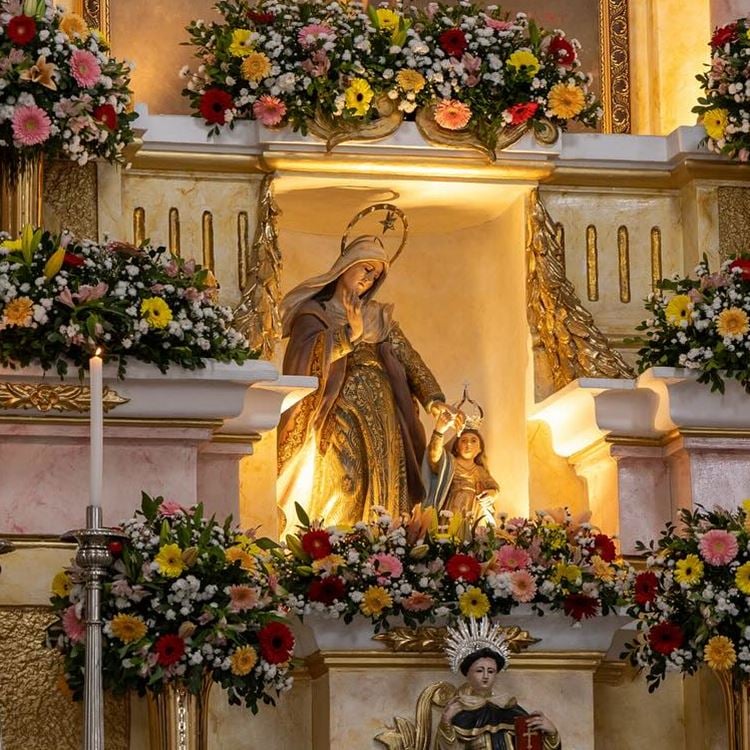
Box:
456, 383, 484, 433
444, 617, 511, 674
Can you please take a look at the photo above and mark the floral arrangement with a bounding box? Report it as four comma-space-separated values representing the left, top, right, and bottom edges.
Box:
623, 503, 750, 691
0, 225, 251, 376
635, 256, 750, 393
47, 494, 295, 710
0, 0, 135, 179
182, 0, 599, 153
695, 18, 750, 161
275, 504, 633, 629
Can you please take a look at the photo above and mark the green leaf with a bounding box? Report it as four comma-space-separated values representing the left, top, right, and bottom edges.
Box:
295, 502, 310, 528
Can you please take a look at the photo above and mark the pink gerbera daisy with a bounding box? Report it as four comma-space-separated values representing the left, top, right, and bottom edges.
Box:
228, 584, 261, 612
11, 104, 51, 146
434, 99, 472, 131
62, 605, 86, 643
70, 49, 101, 88
252, 95, 287, 126
699, 529, 739, 565
402, 591, 434, 612
297, 23, 336, 49
510, 569, 537, 603
158, 499, 186, 518
369, 552, 403, 582
492, 545, 531, 572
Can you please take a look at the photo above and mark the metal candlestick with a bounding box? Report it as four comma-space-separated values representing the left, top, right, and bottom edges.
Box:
63, 506, 125, 750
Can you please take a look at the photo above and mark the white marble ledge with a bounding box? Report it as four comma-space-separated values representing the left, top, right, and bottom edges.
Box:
291, 609, 633, 658
132, 104, 714, 172
0, 360, 317, 437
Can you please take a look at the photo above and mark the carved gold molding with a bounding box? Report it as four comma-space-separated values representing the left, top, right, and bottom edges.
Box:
593, 659, 638, 686
599, 0, 631, 134
233, 174, 282, 359
373, 625, 540, 654
79, 0, 110, 38
0, 382, 129, 413
526, 189, 635, 394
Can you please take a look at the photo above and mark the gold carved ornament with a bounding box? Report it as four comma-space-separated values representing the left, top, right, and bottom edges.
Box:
0, 382, 129, 413
233, 173, 283, 360
373, 625, 540, 654
526, 189, 634, 393
599, 0, 631, 134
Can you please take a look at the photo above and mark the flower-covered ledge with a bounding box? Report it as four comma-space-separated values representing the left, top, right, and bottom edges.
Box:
0, 360, 315, 535
531, 368, 750, 555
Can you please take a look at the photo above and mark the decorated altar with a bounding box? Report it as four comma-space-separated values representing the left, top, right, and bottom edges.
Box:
4, 0, 750, 749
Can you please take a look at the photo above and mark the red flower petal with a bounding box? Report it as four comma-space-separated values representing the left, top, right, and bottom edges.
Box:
7, 15, 37, 45
258, 621, 295, 664
198, 88, 234, 125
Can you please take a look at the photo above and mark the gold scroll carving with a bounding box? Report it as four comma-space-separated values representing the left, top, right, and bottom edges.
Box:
600, 0, 631, 134
718, 186, 750, 262
0, 382, 129, 413
0, 606, 128, 750
42, 161, 98, 240
233, 174, 282, 360
526, 189, 634, 397
373, 625, 540, 654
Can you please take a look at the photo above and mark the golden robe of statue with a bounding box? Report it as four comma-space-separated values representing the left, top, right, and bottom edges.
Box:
277, 235, 446, 528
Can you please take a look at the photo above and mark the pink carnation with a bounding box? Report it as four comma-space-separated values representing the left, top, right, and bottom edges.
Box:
297, 23, 336, 49
62, 605, 85, 643
492, 545, 531, 572
402, 591, 434, 612
699, 529, 739, 565
11, 104, 51, 146
369, 552, 403, 583
510, 569, 537, 603
70, 49, 101, 88
252, 95, 287, 127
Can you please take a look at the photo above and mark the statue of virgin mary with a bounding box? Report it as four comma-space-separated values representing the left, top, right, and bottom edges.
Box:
277, 232, 450, 528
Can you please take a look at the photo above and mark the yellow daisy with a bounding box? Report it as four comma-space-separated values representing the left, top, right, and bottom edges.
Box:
590, 555, 615, 582
507, 50, 540, 76
3, 297, 34, 327
241, 51, 271, 82
140, 297, 173, 329
716, 307, 750, 339
51, 571, 73, 599
312, 553, 346, 574
344, 78, 374, 117
703, 108, 729, 141
376, 8, 400, 31
230, 645, 258, 675
664, 294, 692, 326
229, 28, 255, 57
736, 562, 750, 594
459, 586, 490, 618
673, 554, 704, 586
396, 69, 425, 93
154, 543, 186, 578
552, 562, 581, 584
60, 13, 89, 39
225, 545, 257, 572
547, 83, 586, 119
360, 585, 393, 616
704, 635, 736, 671
110, 613, 147, 644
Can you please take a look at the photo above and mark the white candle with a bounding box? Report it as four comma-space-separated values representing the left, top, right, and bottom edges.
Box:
89, 352, 103, 508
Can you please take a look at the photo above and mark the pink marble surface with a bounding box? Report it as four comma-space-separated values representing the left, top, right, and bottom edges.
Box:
711, 0, 750, 27
0, 423, 241, 534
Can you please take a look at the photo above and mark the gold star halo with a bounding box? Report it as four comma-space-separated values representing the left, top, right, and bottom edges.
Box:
340, 203, 408, 265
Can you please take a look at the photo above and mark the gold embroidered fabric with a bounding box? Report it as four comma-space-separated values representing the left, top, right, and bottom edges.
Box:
388, 323, 444, 406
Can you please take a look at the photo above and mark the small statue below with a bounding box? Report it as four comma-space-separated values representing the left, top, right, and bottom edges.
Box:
277, 205, 456, 529
427, 387, 499, 524
376, 618, 561, 750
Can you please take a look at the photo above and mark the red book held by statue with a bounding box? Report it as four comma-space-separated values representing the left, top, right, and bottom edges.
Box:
514, 715, 543, 750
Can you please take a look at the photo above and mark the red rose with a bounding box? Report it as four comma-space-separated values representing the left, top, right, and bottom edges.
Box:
107, 540, 123, 557
593, 533, 617, 562
438, 28, 468, 58
154, 634, 185, 666
507, 101, 538, 125
711, 22, 737, 48
648, 621, 684, 655
7, 15, 37, 45
563, 593, 599, 621
248, 10, 275, 24
93, 104, 118, 130
729, 258, 750, 281
63, 252, 85, 267
308, 576, 346, 604
548, 35, 576, 67
258, 621, 295, 664
634, 571, 659, 606
198, 88, 234, 125
301, 529, 332, 560
445, 553, 481, 582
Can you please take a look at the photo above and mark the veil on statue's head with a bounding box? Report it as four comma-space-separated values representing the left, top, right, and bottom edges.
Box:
280, 234, 389, 337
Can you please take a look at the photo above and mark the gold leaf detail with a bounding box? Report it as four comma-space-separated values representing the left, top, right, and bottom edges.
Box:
0, 382, 129, 413
373, 625, 540, 653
